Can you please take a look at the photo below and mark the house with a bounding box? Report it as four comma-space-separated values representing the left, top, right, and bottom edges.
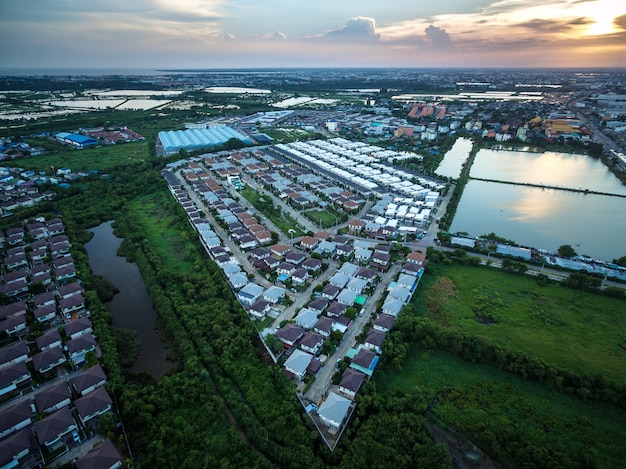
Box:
326, 301, 347, 318
0, 314, 27, 336
355, 267, 377, 284
254, 229, 273, 245
263, 256, 281, 270
317, 392, 351, 431
222, 263, 241, 277
337, 262, 359, 277
32, 347, 66, 374
298, 331, 324, 355
249, 299, 271, 320
283, 349, 313, 381
76, 438, 123, 469
373, 314, 395, 333
314, 231, 331, 241
401, 262, 423, 276
338, 368, 367, 399
249, 247, 270, 261
36, 329, 63, 351
54, 264, 77, 282
263, 285, 286, 304
239, 235, 258, 250
371, 252, 391, 268
329, 273, 350, 289
313, 316, 333, 338
291, 268, 309, 286
397, 273, 417, 290
275, 323, 305, 347
302, 257, 323, 273
321, 284, 341, 301
314, 241, 336, 257
364, 329, 386, 354
350, 347, 378, 376
407, 251, 427, 265
0, 401, 33, 440
336, 244, 354, 259
64, 317, 93, 340
34, 381, 72, 414
0, 361, 30, 397
58, 282, 83, 299
276, 262, 296, 276
2, 270, 28, 285
65, 333, 97, 364
299, 236, 319, 251
294, 308, 319, 330
228, 272, 249, 290
74, 386, 113, 425
59, 294, 86, 318
374, 244, 391, 255
34, 304, 57, 324
0, 301, 27, 321
34, 407, 77, 450
388, 286, 412, 304
382, 299, 404, 317
237, 283, 264, 306
346, 278, 367, 294
0, 280, 29, 298
33, 291, 56, 309
285, 251, 306, 265
307, 298, 329, 315
69, 364, 107, 396
0, 427, 39, 469
337, 289, 358, 306
348, 219, 366, 234
269, 243, 290, 258
0, 341, 29, 371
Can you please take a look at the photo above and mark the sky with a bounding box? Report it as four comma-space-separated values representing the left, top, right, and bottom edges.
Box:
1, 0, 625, 70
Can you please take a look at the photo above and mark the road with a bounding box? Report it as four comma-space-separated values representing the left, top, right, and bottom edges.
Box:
303, 262, 402, 404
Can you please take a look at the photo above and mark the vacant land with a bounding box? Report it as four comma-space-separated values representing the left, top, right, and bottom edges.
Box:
14, 140, 150, 173
305, 208, 346, 229
241, 186, 304, 237
377, 345, 626, 468
127, 191, 193, 273
411, 264, 626, 385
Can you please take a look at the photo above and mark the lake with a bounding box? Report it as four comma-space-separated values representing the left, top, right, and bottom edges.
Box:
451, 149, 626, 261
85, 221, 172, 378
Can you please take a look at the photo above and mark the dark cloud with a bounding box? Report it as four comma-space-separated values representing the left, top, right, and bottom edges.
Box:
517, 17, 592, 32
318, 17, 380, 42
424, 24, 452, 49
614, 14, 626, 30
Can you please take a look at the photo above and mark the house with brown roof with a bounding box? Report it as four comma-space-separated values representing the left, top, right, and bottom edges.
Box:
338, 368, 367, 399
74, 386, 113, 426
76, 438, 122, 469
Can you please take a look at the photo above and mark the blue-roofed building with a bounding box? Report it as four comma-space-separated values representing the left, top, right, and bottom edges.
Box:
158, 126, 252, 155
55, 132, 98, 149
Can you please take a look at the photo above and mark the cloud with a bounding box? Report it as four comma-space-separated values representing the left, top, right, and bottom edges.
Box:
259, 31, 287, 41
517, 17, 593, 32
615, 14, 626, 30
424, 24, 453, 48
317, 17, 380, 42
223, 33, 236, 40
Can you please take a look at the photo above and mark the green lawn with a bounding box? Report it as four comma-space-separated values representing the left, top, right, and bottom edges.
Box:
240, 186, 304, 237
377, 345, 626, 468
13, 141, 150, 173
412, 264, 626, 385
305, 208, 346, 229
127, 191, 193, 273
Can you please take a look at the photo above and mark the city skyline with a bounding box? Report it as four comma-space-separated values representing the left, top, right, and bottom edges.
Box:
1, 0, 626, 70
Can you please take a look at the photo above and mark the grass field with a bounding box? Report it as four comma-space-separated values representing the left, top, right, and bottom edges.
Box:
127, 191, 192, 273
376, 345, 626, 468
412, 264, 626, 385
240, 186, 304, 237
13, 141, 151, 173
305, 208, 345, 229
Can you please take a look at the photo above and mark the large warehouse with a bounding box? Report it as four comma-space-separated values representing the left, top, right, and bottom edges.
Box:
158, 126, 252, 155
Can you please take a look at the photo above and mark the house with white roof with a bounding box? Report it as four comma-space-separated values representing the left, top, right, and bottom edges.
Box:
317, 392, 351, 431
283, 349, 313, 381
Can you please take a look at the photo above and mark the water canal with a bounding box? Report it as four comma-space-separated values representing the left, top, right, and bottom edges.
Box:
85, 221, 172, 378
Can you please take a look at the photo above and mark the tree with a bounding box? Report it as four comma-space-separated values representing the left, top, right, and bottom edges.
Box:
558, 244, 577, 258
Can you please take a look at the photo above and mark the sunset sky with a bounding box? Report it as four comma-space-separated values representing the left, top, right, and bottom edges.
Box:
1, 0, 625, 70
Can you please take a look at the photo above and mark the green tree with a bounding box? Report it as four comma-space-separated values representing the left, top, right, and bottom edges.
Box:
558, 244, 577, 258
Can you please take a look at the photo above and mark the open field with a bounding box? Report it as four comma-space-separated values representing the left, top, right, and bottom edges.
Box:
411, 264, 626, 385
12, 140, 150, 173
240, 186, 304, 237
127, 191, 193, 273
305, 208, 346, 229
376, 345, 626, 468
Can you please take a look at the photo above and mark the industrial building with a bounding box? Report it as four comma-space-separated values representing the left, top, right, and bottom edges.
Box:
158, 126, 252, 155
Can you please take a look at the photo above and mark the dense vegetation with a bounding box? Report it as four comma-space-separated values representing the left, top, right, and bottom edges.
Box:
4, 104, 625, 466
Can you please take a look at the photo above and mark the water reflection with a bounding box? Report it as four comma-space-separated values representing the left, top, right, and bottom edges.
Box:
85, 221, 173, 378
436, 138, 473, 179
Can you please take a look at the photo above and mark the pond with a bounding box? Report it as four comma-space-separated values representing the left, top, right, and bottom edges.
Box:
85, 221, 172, 378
